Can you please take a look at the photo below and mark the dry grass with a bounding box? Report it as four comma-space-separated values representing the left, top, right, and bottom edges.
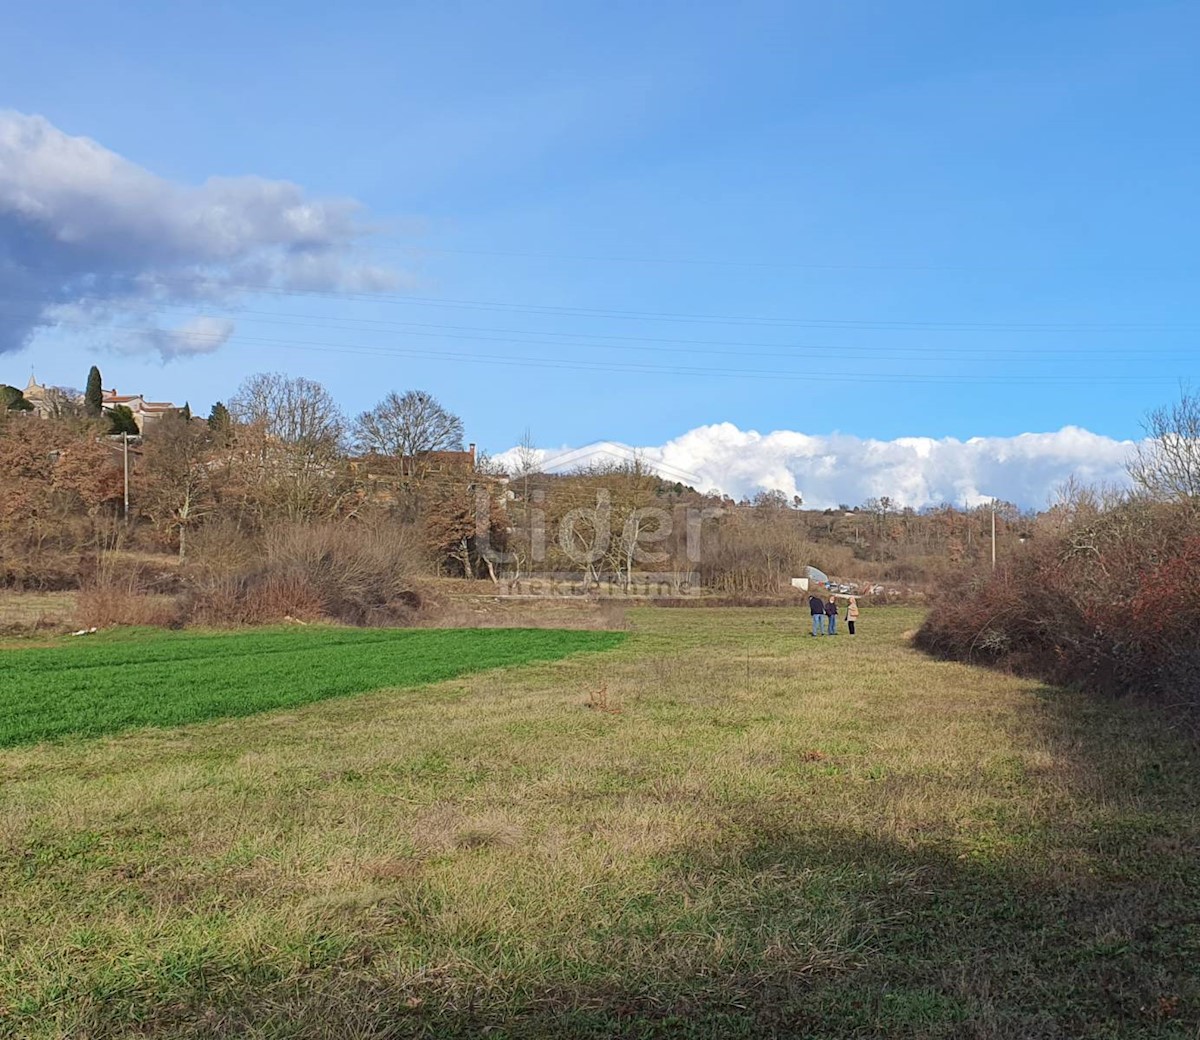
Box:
74, 586, 182, 629
1, 606, 1197, 1038
0, 590, 77, 637
423, 595, 628, 630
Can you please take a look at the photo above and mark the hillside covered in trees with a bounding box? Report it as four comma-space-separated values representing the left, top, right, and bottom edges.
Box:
1, 367, 1044, 627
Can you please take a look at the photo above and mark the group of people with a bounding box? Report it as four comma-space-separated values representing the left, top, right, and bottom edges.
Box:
808, 592, 858, 636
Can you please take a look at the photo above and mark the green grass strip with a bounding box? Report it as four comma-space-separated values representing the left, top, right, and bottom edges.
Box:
0, 627, 626, 748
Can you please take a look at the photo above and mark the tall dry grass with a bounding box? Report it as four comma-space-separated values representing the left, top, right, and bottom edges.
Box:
182, 521, 427, 626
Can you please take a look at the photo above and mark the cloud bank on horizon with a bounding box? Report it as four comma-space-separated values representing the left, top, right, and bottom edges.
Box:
0, 111, 396, 360
495, 423, 1137, 510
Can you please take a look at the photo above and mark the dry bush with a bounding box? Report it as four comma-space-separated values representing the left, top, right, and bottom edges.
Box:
182, 572, 251, 625
0, 419, 127, 590
182, 521, 426, 626
185, 571, 327, 627
916, 496, 1200, 716
0, 507, 113, 591
178, 519, 262, 578
72, 546, 185, 629
0, 537, 88, 591
180, 522, 264, 624
263, 522, 425, 625
75, 581, 182, 629
695, 514, 862, 595
64, 519, 427, 629
243, 572, 327, 624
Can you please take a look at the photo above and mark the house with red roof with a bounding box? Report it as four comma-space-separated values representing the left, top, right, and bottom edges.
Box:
100, 388, 178, 431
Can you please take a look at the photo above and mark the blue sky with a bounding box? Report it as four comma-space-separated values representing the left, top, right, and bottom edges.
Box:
3, 0, 1198, 503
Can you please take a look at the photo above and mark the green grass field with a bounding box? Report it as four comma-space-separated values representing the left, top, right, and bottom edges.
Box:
0, 626, 626, 747
1, 608, 1198, 1038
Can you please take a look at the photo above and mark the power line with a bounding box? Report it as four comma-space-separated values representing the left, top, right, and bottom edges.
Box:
34, 314, 1187, 387
37, 277, 1197, 334
145, 308, 1200, 361
373, 242, 1198, 276
7, 301, 1190, 369
8, 301, 1196, 364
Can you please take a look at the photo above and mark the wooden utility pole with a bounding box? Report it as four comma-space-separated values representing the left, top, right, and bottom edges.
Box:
991, 502, 996, 569
123, 432, 130, 519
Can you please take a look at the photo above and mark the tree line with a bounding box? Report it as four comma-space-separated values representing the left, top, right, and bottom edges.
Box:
3, 365, 1053, 617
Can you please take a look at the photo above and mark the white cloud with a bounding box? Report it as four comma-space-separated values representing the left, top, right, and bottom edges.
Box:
0, 111, 399, 356
494, 423, 1138, 509
126, 316, 236, 361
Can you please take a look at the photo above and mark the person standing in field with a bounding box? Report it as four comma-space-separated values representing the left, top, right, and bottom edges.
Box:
808, 593, 825, 636
846, 596, 859, 636
825, 595, 839, 635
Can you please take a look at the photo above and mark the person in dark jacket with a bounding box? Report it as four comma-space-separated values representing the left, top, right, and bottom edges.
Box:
809, 593, 826, 636
825, 595, 839, 635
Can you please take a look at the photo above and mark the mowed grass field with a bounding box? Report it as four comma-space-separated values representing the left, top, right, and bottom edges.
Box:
1, 608, 1198, 1038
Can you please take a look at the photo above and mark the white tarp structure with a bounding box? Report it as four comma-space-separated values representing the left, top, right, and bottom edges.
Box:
790, 577, 809, 591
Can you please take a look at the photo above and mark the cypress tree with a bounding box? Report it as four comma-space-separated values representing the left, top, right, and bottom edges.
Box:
84, 366, 103, 418
207, 401, 230, 428
207, 401, 232, 443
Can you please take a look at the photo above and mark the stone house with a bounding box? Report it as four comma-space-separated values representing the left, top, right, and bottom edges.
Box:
99, 389, 178, 431
19, 377, 177, 431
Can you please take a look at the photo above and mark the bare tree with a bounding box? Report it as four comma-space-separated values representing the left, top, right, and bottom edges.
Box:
226, 373, 348, 523
136, 413, 213, 558
42, 386, 84, 421
1128, 389, 1200, 508
597, 455, 666, 590
229, 372, 345, 454
752, 488, 790, 511
353, 390, 464, 476
515, 426, 539, 504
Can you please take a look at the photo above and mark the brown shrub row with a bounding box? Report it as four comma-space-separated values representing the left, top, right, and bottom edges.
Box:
915, 499, 1200, 717
75, 522, 426, 629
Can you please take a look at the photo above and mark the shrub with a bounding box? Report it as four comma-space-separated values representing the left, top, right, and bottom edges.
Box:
185, 570, 327, 626
182, 521, 425, 627
263, 522, 425, 625
916, 498, 1200, 717
76, 583, 182, 629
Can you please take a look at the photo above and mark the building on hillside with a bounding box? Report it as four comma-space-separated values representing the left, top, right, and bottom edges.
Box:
18, 376, 178, 431
347, 444, 514, 512
422, 444, 476, 473
349, 443, 479, 480
21, 375, 73, 418
100, 389, 178, 431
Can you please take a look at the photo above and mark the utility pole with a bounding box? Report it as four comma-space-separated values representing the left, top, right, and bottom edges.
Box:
123, 431, 130, 519
991, 501, 996, 570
